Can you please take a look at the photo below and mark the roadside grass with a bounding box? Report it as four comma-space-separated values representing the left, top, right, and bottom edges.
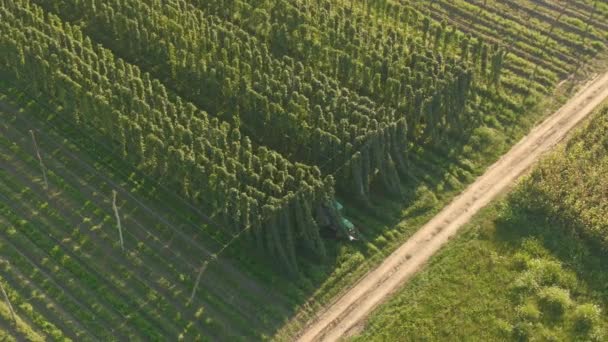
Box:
351, 105, 608, 341
351, 192, 608, 341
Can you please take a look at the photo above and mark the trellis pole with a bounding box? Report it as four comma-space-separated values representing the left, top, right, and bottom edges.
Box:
0, 281, 16, 325
188, 256, 215, 305
30, 130, 48, 190
112, 190, 124, 251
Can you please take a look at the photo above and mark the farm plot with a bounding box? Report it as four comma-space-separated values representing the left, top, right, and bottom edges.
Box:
0, 87, 296, 340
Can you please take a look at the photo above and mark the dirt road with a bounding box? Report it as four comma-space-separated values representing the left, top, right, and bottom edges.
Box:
296, 70, 608, 342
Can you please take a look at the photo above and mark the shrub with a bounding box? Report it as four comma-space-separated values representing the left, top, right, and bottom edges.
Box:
512, 321, 534, 340
511, 270, 540, 296
537, 286, 572, 318
591, 41, 604, 52
526, 259, 576, 289
495, 319, 513, 338
471, 126, 503, 150
536, 326, 559, 341
460, 158, 476, 173
517, 302, 541, 322
409, 185, 438, 214
366, 242, 380, 254
511, 252, 531, 271
519, 238, 548, 258
385, 230, 398, 241
455, 168, 474, 183
572, 303, 601, 334
444, 173, 461, 191
374, 235, 388, 248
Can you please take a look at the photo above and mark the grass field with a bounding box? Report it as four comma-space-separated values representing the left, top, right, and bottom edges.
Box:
352, 105, 608, 341
0, 0, 607, 340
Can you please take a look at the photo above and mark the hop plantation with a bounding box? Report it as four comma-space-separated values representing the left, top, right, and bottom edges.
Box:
0, 0, 606, 340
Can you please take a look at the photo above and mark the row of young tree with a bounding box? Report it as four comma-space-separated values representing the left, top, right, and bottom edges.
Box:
195, 0, 507, 96
0, 0, 339, 272
1, 0, 513, 271
34, 0, 484, 203
40, 3, 395, 152
181, 0, 502, 187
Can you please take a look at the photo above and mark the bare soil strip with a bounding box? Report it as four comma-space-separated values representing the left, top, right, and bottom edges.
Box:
297, 70, 608, 342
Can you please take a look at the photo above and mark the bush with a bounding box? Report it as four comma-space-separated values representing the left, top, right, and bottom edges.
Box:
512, 321, 534, 340
572, 303, 601, 334
526, 259, 576, 289
512, 271, 541, 296
366, 242, 380, 254
591, 41, 604, 52
469, 126, 505, 157
495, 319, 513, 337
519, 238, 548, 258
455, 168, 474, 183
374, 235, 388, 248
537, 286, 572, 318
511, 252, 531, 271
409, 185, 438, 214
444, 173, 461, 191
517, 302, 541, 322
511, 264, 541, 296
536, 326, 559, 341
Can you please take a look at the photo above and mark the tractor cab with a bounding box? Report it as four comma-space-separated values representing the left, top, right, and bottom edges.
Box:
316, 201, 359, 241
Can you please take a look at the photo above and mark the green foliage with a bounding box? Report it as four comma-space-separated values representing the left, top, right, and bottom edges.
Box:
512, 257, 577, 296
537, 286, 572, 319
573, 303, 601, 334
468, 126, 505, 159
406, 185, 438, 216
0, 0, 334, 266
516, 302, 541, 322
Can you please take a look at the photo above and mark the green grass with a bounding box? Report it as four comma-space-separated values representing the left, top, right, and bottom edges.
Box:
351, 106, 608, 341
352, 201, 608, 341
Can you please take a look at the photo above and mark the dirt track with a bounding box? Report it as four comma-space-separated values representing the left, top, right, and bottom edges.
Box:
296, 70, 608, 342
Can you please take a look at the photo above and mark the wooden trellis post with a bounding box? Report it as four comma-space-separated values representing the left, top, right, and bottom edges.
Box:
188, 255, 215, 305
112, 190, 124, 251
30, 130, 48, 190
0, 281, 16, 325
